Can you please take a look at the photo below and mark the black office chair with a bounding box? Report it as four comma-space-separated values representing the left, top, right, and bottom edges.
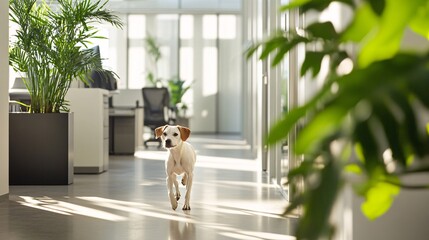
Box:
142, 87, 175, 148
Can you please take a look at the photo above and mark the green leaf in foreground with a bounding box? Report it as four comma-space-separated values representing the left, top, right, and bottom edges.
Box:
361, 180, 400, 220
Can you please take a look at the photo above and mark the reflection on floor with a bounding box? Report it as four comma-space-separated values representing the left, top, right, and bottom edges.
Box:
0, 135, 297, 240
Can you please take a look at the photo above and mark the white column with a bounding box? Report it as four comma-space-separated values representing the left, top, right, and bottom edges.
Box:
0, 0, 9, 198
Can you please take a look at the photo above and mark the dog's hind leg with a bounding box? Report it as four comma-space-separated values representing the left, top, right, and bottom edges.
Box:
182, 172, 193, 210
167, 174, 178, 210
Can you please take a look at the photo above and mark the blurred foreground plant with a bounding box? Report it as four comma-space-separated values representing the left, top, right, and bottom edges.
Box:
247, 0, 429, 239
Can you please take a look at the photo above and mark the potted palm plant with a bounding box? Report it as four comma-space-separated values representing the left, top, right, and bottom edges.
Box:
8, 0, 122, 185
142, 33, 192, 126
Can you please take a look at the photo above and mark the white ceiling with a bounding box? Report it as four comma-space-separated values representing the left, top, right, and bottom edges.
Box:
106, 0, 241, 13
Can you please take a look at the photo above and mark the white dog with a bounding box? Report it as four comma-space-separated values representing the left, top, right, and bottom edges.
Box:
155, 125, 196, 211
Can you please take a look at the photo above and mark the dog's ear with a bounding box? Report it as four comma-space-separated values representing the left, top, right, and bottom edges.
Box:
155, 125, 166, 139
178, 126, 191, 141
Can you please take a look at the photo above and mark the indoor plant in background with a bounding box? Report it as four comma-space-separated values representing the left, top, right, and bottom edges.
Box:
248, 0, 429, 239
8, 0, 122, 184
143, 33, 192, 126
144, 32, 163, 87
168, 76, 192, 127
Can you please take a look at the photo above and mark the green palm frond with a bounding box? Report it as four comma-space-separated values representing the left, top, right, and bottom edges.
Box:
9, 0, 123, 113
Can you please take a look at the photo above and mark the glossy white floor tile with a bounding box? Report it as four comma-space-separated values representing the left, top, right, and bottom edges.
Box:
0, 135, 297, 240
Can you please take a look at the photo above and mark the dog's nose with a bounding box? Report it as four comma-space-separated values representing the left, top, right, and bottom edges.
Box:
165, 139, 172, 147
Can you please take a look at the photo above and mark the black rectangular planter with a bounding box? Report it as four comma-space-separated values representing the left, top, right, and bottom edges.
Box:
9, 113, 74, 185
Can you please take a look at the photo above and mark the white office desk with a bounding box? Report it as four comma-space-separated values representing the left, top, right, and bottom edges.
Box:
66, 88, 109, 173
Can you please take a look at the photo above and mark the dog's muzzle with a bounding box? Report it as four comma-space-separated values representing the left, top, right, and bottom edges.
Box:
165, 139, 173, 148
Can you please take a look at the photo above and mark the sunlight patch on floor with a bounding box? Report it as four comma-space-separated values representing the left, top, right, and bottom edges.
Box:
194, 155, 258, 171
200, 200, 288, 219
211, 180, 278, 189
17, 196, 127, 221
201, 143, 251, 150
78, 196, 196, 223
134, 150, 258, 172
134, 150, 167, 161
190, 137, 248, 145
13, 194, 295, 240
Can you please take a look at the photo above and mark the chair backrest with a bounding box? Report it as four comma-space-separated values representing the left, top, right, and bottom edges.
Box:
142, 87, 171, 126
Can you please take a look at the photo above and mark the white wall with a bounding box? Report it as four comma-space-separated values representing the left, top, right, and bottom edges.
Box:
334, 175, 429, 240
106, 11, 243, 134
401, 28, 429, 52
0, 0, 9, 198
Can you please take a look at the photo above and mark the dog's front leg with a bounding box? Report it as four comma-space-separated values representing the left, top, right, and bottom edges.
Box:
182, 172, 193, 210
166, 174, 178, 210
174, 176, 181, 200
181, 174, 187, 186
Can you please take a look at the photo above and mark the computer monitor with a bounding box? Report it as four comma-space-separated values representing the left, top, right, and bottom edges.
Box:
85, 45, 118, 91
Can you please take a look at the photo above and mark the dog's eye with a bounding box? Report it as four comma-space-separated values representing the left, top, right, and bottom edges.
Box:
163, 132, 167, 136
173, 133, 178, 137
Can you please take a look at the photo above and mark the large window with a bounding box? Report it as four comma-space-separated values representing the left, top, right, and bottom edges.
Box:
127, 14, 179, 89
123, 13, 242, 133
127, 15, 146, 89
